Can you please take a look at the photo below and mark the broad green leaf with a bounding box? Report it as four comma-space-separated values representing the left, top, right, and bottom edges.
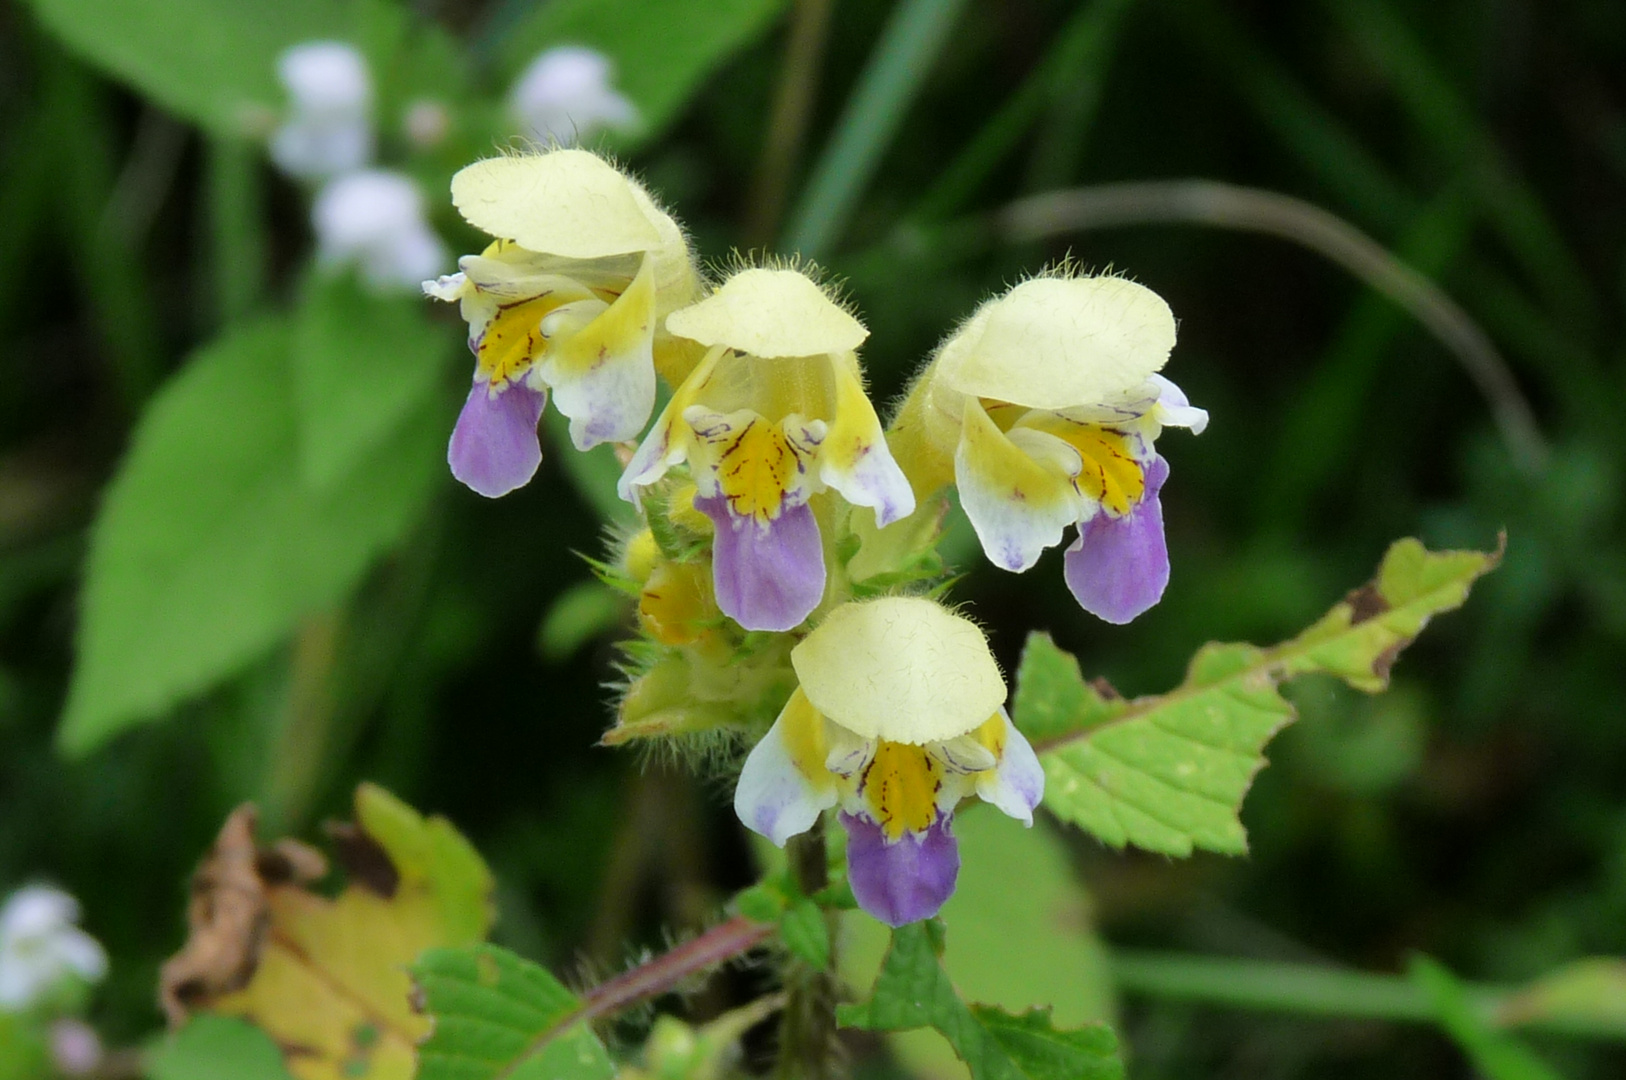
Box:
27, 0, 469, 139
0, 1013, 49, 1080
840, 806, 1115, 1080
1018, 538, 1499, 856
162, 785, 495, 1080
1410, 956, 1562, 1080
146, 1015, 294, 1080
292, 271, 455, 491
61, 318, 442, 754
412, 943, 615, 1080
840, 923, 1123, 1080
1497, 958, 1626, 1039
26, 0, 341, 136
496, 0, 785, 145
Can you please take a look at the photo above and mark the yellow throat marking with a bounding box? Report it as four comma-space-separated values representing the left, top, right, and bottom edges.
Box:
1023, 417, 1145, 516
711, 418, 803, 523
477, 295, 562, 388
862, 741, 942, 840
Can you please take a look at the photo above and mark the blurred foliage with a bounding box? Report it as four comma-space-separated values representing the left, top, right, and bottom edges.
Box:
0, 0, 1624, 1076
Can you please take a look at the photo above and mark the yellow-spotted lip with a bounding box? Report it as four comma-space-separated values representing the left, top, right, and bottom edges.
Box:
664, 268, 867, 359
791, 597, 1006, 745
934, 276, 1176, 411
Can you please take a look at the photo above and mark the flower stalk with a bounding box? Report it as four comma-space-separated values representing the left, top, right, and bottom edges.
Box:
776, 822, 839, 1080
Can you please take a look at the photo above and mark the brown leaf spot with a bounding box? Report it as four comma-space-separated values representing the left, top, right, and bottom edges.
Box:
158, 806, 328, 1027
258, 838, 328, 885
1372, 641, 1405, 684
1345, 584, 1389, 625
324, 822, 400, 899
1088, 677, 1124, 701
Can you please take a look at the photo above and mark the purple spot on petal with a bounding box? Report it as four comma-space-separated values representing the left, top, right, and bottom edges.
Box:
448, 382, 546, 498
695, 494, 825, 632
1064, 455, 1170, 624
842, 812, 960, 927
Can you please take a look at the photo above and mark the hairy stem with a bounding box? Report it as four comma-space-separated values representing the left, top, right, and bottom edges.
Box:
777, 821, 839, 1079
579, 915, 775, 1019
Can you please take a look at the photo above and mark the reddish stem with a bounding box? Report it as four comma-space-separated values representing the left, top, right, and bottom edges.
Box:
580, 915, 775, 1020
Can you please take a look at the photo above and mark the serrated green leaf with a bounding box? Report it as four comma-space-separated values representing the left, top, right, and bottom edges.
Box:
145, 1015, 294, 1080
413, 944, 614, 1080
1410, 956, 1563, 1080
967, 1006, 1122, 1080
496, 0, 784, 146
61, 318, 442, 754
840, 806, 1115, 1080
780, 897, 831, 969
1019, 538, 1498, 856
292, 271, 454, 492
839, 923, 1123, 1080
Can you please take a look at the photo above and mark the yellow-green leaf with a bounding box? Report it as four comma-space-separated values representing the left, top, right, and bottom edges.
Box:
1019, 537, 1499, 856
160, 785, 494, 1080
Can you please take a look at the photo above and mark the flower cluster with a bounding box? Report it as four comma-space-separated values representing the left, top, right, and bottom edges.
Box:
425, 150, 701, 496
423, 149, 1203, 925
890, 275, 1207, 623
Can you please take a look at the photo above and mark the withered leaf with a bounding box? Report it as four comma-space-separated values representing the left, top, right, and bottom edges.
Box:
160, 784, 493, 1080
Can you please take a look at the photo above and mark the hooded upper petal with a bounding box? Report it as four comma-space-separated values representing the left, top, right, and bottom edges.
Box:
791, 598, 1006, 745
934, 275, 1176, 410
663, 268, 867, 359
451, 150, 666, 258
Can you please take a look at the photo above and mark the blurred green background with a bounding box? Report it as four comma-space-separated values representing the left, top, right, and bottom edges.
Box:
1, 0, 1623, 1076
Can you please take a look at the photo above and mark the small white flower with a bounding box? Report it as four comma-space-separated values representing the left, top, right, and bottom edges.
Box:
509, 46, 637, 145
270, 41, 375, 180
0, 886, 107, 1012
313, 170, 446, 292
